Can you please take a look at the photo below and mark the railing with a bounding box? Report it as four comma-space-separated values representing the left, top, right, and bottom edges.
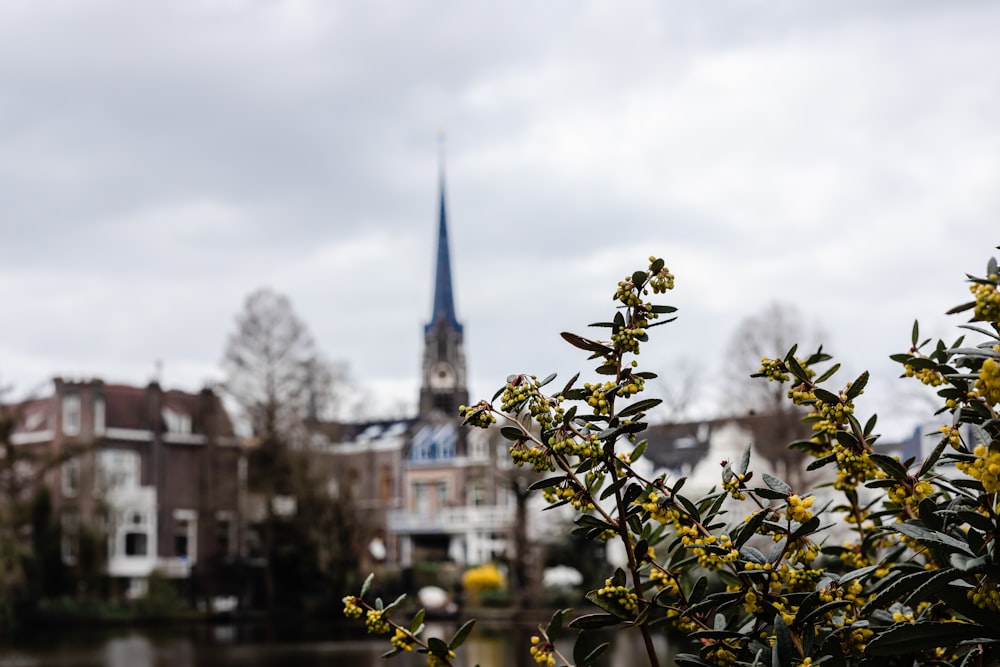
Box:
388, 504, 515, 534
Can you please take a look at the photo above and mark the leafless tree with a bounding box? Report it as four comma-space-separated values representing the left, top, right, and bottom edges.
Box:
656, 358, 703, 423
222, 288, 346, 443
221, 288, 348, 609
721, 302, 823, 490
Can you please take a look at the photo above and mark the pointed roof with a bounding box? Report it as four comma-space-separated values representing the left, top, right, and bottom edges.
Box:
426, 149, 463, 334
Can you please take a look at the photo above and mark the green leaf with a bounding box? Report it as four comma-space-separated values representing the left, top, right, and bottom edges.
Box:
585, 590, 633, 620
893, 522, 974, 556
948, 553, 988, 572
740, 546, 767, 565
410, 609, 426, 633
500, 426, 525, 441
773, 613, 793, 667
870, 453, 908, 481
789, 515, 821, 541
690, 576, 708, 603
815, 363, 842, 384
738, 443, 752, 476
762, 473, 791, 496
537, 372, 557, 388
911, 320, 920, 347
581, 642, 610, 666
383, 593, 407, 614
631, 270, 648, 285
684, 591, 743, 616
845, 370, 869, 401
560, 372, 580, 396
735, 509, 770, 549
754, 487, 790, 501
797, 599, 854, 628
448, 619, 476, 650
862, 568, 962, 613
427, 637, 450, 657
569, 613, 621, 629
560, 331, 613, 355
917, 436, 949, 477
618, 398, 663, 417
360, 572, 374, 599
865, 621, 992, 656
807, 453, 837, 471
623, 482, 644, 506
629, 440, 647, 462
813, 387, 842, 405
529, 476, 567, 491
946, 301, 976, 315
785, 354, 811, 383
599, 475, 628, 500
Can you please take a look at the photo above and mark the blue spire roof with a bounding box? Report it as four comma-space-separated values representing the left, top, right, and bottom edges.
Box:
427, 162, 463, 334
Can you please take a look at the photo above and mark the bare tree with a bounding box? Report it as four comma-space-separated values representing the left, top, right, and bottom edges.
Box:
222, 288, 346, 442
656, 358, 703, 423
721, 302, 822, 489
221, 288, 347, 610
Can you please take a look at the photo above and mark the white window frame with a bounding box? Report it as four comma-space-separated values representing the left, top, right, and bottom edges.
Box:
94, 396, 105, 436
96, 449, 140, 493
61, 457, 80, 497
62, 395, 81, 436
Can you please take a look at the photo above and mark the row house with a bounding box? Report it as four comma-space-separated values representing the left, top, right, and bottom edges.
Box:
11, 379, 243, 599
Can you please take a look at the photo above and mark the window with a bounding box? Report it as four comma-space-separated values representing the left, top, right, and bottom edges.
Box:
163, 408, 192, 434
94, 397, 105, 436
96, 450, 140, 492
174, 509, 197, 561
379, 466, 393, 502
468, 481, 485, 507
436, 481, 448, 508
215, 511, 234, 559
414, 482, 429, 514
125, 532, 148, 556
61, 511, 79, 564
62, 395, 81, 436
469, 431, 488, 461
124, 511, 148, 557
62, 458, 80, 497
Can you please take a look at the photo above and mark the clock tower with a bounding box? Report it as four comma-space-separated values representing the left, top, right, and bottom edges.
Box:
419, 149, 469, 419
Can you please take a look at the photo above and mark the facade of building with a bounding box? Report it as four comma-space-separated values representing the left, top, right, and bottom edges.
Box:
10, 379, 243, 598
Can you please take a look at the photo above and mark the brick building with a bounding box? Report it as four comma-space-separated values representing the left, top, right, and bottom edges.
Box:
10, 379, 243, 599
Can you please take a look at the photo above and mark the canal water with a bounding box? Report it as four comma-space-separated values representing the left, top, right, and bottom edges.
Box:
0, 620, 672, 667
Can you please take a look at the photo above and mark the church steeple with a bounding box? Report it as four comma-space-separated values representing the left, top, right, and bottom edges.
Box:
427, 164, 462, 333
420, 136, 468, 418
427, 161, 463, 335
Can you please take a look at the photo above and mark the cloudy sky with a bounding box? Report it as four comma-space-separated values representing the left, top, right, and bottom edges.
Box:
1, 1, 997, 439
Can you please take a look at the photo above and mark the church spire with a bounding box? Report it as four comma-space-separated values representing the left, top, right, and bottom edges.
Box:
427, 134, 462, 334
419, 132, 468, 419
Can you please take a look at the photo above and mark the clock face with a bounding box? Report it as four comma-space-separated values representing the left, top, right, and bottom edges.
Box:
430, 362, 456, 389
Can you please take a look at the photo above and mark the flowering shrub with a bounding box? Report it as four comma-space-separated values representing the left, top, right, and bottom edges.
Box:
462, 563, 506, 593
345, 251, 1000, 666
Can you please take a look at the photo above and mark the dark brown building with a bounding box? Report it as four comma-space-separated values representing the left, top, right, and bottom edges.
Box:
11, 379, 243, 598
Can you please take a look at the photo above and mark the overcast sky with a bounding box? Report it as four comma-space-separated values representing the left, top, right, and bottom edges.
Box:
2, 1, 997, 440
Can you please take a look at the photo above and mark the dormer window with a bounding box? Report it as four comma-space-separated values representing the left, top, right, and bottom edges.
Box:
163, 408, 192, 434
